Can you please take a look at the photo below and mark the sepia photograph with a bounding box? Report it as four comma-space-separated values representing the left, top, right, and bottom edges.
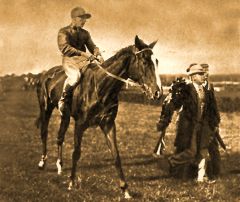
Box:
0, 0, 239, 201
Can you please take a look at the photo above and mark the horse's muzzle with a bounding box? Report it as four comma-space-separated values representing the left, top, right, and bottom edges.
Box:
142, 84, 162, 100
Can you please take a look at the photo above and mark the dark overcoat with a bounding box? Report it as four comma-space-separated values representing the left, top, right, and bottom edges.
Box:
157, 78, 220, 156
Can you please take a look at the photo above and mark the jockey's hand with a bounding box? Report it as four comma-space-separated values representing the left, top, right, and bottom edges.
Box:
81, 52, 91, 59
88, 54, 96, 62
81, 52, 96, 62
96, 55, 104, 64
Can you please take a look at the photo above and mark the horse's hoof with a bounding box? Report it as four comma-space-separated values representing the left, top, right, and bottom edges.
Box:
76, 176, 81, 189
152, 153, 161, 159
67, 177, 81, 190
124, 191, 132, 199
38, 161, 45, 169
68, 181, 73, 190
38, 155, 47, 169
56, 159, 63, 175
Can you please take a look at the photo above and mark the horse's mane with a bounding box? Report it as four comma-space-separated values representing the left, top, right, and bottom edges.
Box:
102, 45, 134, 68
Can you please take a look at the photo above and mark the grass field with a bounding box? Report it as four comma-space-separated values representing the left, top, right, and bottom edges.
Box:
0, 90, 239, 201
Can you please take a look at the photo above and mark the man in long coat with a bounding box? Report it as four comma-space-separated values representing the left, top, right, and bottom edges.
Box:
155, 64, 221, 181
201, 64, 222, 179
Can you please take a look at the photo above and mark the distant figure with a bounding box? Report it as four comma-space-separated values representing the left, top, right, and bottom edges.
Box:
57, 6, 104, 116
155, 64, 221, 182
200, 63, 222, 179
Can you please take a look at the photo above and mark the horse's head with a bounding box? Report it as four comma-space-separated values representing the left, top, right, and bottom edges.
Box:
128, 36, 162, 99
169, 77, 188, 108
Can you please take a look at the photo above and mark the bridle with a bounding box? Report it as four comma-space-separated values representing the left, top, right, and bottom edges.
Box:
135, 48, 153, 55
95, 47, 154, 89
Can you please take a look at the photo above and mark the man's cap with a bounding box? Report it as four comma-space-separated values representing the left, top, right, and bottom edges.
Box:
71, 7, 91, 19
186, 64, 205, 76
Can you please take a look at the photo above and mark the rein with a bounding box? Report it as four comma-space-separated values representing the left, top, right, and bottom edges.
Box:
95, 63, 140, 88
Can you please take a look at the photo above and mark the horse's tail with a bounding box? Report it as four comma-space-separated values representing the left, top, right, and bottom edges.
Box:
35, 72, 49, 129
34, 66, 64, 129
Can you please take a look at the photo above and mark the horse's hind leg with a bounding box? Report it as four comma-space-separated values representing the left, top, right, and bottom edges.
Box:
38, 105, 54, 169
100, 122, 132, 199
56, 114, 71, 175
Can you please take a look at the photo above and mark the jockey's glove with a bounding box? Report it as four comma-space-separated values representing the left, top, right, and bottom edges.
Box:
88, 54, 97, 62
96, 55, 104, 64
81, 52, 89, 58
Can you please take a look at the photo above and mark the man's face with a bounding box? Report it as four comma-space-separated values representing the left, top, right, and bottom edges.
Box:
73, 16, 87, 28
191, 73, 205, 85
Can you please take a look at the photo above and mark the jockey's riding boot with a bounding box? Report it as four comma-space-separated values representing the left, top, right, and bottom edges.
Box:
58, 84, 74, 116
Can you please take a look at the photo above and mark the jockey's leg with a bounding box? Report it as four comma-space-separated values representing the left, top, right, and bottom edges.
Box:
57, 65, 79, 174
58, 55, 90, 116
58, 80, 75, 116
58, 62, 80, 116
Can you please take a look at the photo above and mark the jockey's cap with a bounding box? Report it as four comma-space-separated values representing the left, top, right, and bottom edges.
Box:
71, 7, 91, 19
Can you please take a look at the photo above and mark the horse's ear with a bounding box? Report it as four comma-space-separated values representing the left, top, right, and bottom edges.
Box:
149, 40, 158, 49
135, 35, 147, 50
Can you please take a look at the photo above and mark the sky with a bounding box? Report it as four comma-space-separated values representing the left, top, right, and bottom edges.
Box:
0, 0, 239, 75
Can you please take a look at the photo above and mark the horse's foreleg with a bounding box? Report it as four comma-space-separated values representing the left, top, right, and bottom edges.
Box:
101, 122, 132, 199
38, 107, 53, 169
56, 115, 70, 175
68, 121, 86, 190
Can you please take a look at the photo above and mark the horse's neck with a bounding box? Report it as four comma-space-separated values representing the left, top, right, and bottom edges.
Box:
95, 54, 133, 103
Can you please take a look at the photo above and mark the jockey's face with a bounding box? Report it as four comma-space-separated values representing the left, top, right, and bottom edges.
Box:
191, 73, 205, 85
73, 16, 87, 28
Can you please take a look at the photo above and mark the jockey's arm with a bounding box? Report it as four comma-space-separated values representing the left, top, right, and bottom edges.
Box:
85, 31, 99, 56
58, 29, 82, 57
58, 30, 95, 61
85, 32, 104, 63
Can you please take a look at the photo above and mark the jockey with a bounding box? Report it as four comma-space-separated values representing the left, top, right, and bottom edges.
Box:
57, 6, 104, 116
